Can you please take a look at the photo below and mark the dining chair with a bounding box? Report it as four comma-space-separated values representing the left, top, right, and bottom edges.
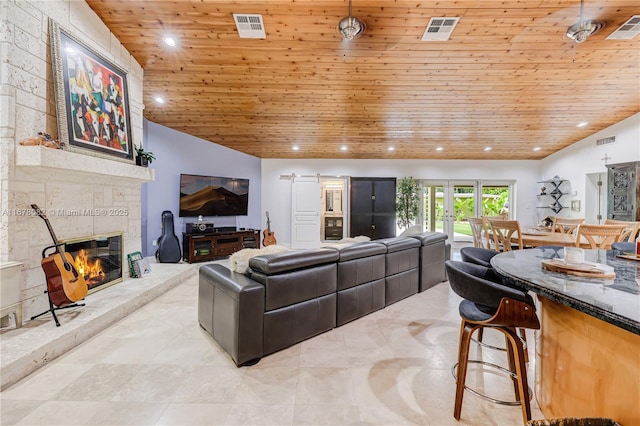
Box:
467, 217, 492, 249
551, 216, 585, 234
604, 219, 640, 242
487, 219, 524, 251
574, 223, 628, 249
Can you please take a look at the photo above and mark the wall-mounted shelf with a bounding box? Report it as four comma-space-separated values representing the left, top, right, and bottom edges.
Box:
536, 177, 568, 214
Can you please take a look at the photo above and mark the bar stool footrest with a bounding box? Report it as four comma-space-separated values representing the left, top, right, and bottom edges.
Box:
451, 359, 532, 406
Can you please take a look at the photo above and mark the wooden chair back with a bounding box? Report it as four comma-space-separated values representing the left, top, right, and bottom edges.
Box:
487, 219, 523, 251
467, 217, 492, 249
575, 223, 628, 249
604, 219, 640, 242
551, 217, 585, 234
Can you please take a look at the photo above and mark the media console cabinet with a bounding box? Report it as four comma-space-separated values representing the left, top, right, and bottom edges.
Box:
182, 230, 260, 263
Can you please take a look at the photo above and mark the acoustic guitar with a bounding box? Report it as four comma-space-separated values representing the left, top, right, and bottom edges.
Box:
31, 204, 88, 307
263, 211, 277, 246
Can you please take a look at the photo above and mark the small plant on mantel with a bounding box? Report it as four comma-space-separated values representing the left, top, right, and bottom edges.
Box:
134, 144, 155, 167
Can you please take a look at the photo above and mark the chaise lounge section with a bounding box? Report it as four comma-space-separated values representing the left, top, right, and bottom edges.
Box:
198, 232, 449, 366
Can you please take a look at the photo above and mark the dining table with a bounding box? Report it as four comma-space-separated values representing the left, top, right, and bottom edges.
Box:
518, 227, 596, 248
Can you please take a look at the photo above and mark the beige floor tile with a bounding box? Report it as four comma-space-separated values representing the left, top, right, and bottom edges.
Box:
0, 362, 94, 401
110, 364, 189, 402
0, 400, 45, 426
295, 367, 357, 405
155, 402, 231, 425
292, 404, 361, 425
86, 401, 169, 425
98, 337, 174, 364
171, 365, 245, 403
233, 367, 298, 405
350, 366, 428, 425
225, 404, 294, 425
16, 400, 107, 425
52, 364, 142, 402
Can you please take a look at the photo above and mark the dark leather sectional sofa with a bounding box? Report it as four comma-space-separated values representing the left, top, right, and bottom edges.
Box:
198, 232, 449, 366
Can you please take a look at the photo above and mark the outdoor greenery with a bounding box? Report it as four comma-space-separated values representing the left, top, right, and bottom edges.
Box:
428, 186, 509, 235
396, 177, 420, 230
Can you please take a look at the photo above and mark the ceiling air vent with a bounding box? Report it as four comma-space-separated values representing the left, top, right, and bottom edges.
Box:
606, 15, 640, 40
421, 17, 460, 41
596, 136, 616, 146
233, 14, 266, 39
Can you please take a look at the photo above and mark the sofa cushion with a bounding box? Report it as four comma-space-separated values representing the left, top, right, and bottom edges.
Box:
249, 248, 339, 275
409, 231, 448, 246
251, 263, 338, 311
331, 241, 387, 262
376, 237, 421, 253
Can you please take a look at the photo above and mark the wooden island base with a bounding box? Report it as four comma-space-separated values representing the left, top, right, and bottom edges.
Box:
536, 297, 640, 425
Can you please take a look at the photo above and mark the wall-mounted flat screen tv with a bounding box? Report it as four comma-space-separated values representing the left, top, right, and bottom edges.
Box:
179, 174, 249, 217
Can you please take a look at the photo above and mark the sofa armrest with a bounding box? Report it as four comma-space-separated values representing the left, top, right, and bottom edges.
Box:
198, 264, 265, 366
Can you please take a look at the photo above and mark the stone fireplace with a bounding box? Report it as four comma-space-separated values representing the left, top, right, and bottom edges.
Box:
6, 146, 154, 319
64, 232, 123, 293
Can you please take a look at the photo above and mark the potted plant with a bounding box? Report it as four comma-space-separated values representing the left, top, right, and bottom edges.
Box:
134, 144, 155, 167
396, 176, 420, 230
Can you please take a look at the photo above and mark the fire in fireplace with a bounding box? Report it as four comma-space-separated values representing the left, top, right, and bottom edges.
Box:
64, 232, 123, 293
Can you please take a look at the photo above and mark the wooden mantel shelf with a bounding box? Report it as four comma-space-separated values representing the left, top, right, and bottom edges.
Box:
15, 146, 154, 184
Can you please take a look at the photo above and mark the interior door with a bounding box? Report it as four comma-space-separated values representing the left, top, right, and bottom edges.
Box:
291, 176, 321, 248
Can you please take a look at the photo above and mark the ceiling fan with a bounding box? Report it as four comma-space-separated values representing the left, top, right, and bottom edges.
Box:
338, 0, 366, 40
565, 0, 605, 43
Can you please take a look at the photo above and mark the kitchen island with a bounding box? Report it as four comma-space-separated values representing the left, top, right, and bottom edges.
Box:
491, 248, 639, 425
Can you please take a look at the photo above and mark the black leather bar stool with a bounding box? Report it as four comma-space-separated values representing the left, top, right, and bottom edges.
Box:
459, 246, 529, 361
445, 260, 540, 424
459, 246, 499, 268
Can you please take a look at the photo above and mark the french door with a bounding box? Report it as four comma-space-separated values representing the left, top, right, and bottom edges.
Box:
422, 181, 478, 243
421, 180, 513, 243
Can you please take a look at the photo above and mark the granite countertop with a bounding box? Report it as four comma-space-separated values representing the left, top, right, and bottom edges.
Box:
491, 248, 640, 335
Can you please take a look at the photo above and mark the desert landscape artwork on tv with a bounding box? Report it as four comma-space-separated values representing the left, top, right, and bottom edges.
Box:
179, 174, 249, 217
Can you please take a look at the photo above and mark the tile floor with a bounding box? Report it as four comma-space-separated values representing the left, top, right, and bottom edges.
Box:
1, 263, 544, 425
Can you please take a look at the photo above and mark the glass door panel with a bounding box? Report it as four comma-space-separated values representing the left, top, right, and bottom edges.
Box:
452, 183, 477, 244
480, 184, 511, 218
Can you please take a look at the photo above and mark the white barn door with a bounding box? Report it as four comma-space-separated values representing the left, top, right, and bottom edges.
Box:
291, 176, 321, 248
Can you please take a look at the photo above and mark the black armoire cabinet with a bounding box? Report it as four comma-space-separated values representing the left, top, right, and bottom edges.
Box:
350, 177, 397, 239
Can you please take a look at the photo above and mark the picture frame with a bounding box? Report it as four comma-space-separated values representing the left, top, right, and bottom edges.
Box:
127, 251, 143, 278
134, 258, 152, 278
49, 19, 134, 162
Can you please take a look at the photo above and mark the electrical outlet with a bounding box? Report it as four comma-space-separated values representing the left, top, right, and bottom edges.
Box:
152, 239, 157, 246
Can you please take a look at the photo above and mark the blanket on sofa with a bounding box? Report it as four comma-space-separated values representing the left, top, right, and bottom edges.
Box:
229, 245, 289, 273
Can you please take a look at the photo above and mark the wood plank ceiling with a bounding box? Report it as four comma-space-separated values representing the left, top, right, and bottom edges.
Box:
86, 0, 640, 159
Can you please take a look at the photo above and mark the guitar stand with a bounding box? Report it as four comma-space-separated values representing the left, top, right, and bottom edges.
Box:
31, 243, 85, 327
30, 289, 85, 327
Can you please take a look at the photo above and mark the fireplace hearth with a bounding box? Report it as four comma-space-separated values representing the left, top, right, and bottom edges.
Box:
64, 232, 123, 293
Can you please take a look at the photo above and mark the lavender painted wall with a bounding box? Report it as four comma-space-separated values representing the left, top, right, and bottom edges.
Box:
141, 120, 262, 256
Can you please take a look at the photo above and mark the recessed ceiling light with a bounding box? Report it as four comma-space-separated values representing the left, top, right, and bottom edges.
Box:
435, 146, 444, 152
483, 146, 492, 152
340, 145, 348, 151
533, 146, 542, 151
388, 146, 395, 151
577, 121, 589, 128
292, 145, 299, 151
163, 37, 176, 47
154, 96, 165, 104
